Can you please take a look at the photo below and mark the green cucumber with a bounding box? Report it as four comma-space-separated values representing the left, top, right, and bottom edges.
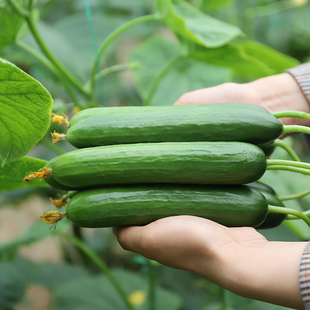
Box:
246, 182, 286, 228
246, 181, 277, 195
51, 142, 267, 188
65, 185, 268, 228
66, 104, 282, 148
256, 191, 286, 229
44, 156, 76, 191
258, 142, 276, 158
69, 103, 271, 127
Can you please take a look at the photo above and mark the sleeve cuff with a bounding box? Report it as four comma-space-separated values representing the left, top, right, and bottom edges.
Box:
287, 62, 310, 105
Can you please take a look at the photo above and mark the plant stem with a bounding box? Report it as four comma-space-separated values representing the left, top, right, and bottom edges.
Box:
282, 125, 310, 136
148, 272, 157, 310
22, 10, 90, 98
271, 110, 309, 119
279, 188, 310, 201
144, 55, 184, 106
90, 14, 159, 94
17, 41, 82, 108
273, 139, 300, 161
267, 159, 310, 170
287, 210, 310, 220
267, 165, 310, 176
84, 62, 141, 91
40, 139, 64, 155
56, 232, 135, 310
268, 205, 310, 227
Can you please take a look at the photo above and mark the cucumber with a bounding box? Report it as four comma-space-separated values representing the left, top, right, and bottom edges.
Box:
44, 156, 76, 191
66, 104, 283, 148
258, 142, 276, 157
51, 142, 267, 188
256, 190, 286, 229
69, 103, 271, 127
246, 181, 277, 195
65, 185, 268, 228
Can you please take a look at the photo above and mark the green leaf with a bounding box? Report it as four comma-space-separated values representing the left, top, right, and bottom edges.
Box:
0, 0, 27, 49
52, 269, 182, 310
199, 0, 232, 12
238, 40, 299, 72
0, 58, 53, 166
156, 0, 243, 48
0, 257, 37, 310
192, 40, 299, 80
0, 156, 48, 193
34, 263, 88, 288
130, 36, 232, 105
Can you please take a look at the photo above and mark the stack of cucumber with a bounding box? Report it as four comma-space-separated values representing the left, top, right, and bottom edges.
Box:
27, 103, 310, 229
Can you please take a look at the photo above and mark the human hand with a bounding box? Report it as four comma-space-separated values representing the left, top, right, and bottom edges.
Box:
174, 73, 310, 127
115, 216, 306, 309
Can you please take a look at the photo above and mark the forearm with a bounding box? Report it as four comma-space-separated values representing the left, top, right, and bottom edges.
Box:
197, 240, 307, 309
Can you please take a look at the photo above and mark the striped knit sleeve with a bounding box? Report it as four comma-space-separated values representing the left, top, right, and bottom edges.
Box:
300, 242, 310, 310
287, 62, 310, 105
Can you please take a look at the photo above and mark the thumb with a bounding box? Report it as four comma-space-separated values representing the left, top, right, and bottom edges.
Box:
113, 226, 148, 253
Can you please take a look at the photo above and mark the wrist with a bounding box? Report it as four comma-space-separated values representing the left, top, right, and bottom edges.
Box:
214, 240, 307, 309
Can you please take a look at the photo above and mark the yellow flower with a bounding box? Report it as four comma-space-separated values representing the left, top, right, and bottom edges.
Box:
292, 0, 307, 6
127, 290, 146, 306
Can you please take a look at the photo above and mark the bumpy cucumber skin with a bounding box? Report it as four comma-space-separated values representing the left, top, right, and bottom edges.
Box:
246, 181, 277, 195
68, 103, 271, 127
66, 104, 283, 148
52, 142, 267, 188
256, 190, 286, 229
66, 185, 268, 228
44, 156, 75, 191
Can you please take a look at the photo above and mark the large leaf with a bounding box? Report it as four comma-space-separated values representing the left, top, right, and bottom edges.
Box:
192, 41, 298, 80
199, 0, 232, 12
130, 36, 231, 105
0, 0, 27, 49
156, 0, 243, 48
0, 156, 48, 193
238, 40, 299, 72
34, 263, 88, 288
52, 269, 182, 310
0, 58, 53, 166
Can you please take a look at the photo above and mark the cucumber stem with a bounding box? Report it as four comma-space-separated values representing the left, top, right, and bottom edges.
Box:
287, 210, 310, 220
279, 188, 310, 201
273, 139, 300, 161
56, 232, 136, 310
267, 159, 310, 169
267, 165, 310, 176
268, 205, 310, 227
271, 111, 310, 119
282, 125, 310, 135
